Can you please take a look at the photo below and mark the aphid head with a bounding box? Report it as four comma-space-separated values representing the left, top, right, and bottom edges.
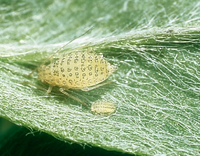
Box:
38, 65, 48, 83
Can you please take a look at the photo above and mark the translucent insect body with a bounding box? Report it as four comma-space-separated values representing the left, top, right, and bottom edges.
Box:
29, 29, 116, 107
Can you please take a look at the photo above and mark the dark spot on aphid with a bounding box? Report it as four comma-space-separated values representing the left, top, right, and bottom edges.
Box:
68, 54, 72, 59
69, 80, 73, 84
101, 72, 104, 75
67, 59, 71, 65
82, 54, 85, 59
63, 81, 66, 85
53, 70, 59, 76
62, 74, 65, 77
82, 73, 86, 78
69, 73, 72, 77
81, 59, 85, 63
95, 73, 98, 77
74, 59, 78, 63
61, 67, 65, 72
88, 55, 93, 63
100, 60, 105, 64
75, 72, 79, 78
55, 60, 59, 66
95, 56, 98, 62
74, 67, 78, 71
89, 72, 92, 76
100, 67, 104, 71
95, 65, 98, 72
67, 68, 72, 72
75, 55, 79, 59
81, 67, 86, 72
88, 79, 92, 84
88, 65, 92, 71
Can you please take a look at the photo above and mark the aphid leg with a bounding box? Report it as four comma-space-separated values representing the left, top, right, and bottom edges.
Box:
28, 67, 38, 77
81, 81, 113, 91
59, 88, 88, 107
22, 81, 47, 92
47, 86, 53, 94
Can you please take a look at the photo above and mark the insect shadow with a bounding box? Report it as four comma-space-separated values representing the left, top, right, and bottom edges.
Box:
24, 27, 117, 108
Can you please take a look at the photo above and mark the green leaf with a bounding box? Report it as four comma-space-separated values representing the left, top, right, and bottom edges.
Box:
0, 0, 200, 155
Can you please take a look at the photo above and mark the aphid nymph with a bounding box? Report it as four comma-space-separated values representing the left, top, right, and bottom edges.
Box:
91, 100, 116, 115
28, 28, 117, 107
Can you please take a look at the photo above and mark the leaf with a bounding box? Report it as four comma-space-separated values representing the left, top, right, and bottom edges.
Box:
0, 0, 200, 155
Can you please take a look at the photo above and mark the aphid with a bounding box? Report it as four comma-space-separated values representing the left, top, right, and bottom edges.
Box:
28, 28, 117, 107
91, 100, 116, 115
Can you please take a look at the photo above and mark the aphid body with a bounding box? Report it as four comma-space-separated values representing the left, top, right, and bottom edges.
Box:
38, 51, 116, 90
27, 27, 116, 107
91, 100, 116, 115
36, 50, 116, 107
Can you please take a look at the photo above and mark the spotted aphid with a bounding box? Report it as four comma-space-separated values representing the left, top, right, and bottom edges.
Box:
36, 50, 116, 107
91, 100, 116, 115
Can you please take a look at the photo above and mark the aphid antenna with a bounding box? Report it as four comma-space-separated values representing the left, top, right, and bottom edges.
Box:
28, 25, 94, 77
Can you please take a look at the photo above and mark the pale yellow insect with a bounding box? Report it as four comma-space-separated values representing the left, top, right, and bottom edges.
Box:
91, 100, 116, 115
28, 29, 117, 107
